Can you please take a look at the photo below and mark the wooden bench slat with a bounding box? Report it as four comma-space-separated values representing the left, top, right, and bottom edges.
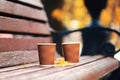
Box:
0, 67, 42, 78
0, 55, 104, 79
0, 37, 52, 67
17, 0, 43, 8
0, 16, 51, 35
0, 50, 38, 68
0, 0, 53, 69
0, 38, 52, 52
7, 0, 43, 8
0, 56, 90, 73
35, 57, 119, 80
0, 65, 52, 78
0, 0, 47, 21
0, 63, 39, 73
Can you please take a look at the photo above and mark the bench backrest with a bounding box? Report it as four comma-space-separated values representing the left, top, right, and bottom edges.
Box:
0, 0, 52, 67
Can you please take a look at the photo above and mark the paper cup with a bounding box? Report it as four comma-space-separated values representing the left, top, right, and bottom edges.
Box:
62, 42, 80, 63
37, 43, 56, 65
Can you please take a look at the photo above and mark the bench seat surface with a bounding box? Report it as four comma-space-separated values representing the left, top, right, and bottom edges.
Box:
0, 55, 119, 80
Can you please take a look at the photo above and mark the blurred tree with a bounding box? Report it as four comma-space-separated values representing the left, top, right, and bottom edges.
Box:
41, 0, 65, 31
42, 0, 120, 50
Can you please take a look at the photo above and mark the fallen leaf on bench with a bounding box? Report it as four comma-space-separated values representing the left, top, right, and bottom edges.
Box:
55, 57, 73, 67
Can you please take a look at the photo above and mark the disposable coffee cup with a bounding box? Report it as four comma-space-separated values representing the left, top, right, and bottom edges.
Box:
37, 43, 56, 65
62, 42, 80, 63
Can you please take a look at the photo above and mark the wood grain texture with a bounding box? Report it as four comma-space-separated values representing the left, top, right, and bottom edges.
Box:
0, 0, 47, 21
0, 16, 51, 35
0, 0, 53, 69
36, 57, 119, 80
0, 56, 119, 80
0, 56, 99, 79
0, 50, 39, 68
0, 56, 91, 74
0, 38, 52, 52
0, 56, 90, 73
17, 0, 43, 8
0, 63, 39, 73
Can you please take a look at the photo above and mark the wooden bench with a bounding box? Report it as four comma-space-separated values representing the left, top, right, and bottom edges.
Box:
0, 0, 119, 80
0, 0, 52, 67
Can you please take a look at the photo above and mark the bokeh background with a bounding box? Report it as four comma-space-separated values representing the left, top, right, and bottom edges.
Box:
42, 0, 120, 51
0, 0, 119, 51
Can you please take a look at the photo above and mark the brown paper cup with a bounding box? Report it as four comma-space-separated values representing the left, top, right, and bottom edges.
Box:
37, 43, 56, 65
62, 42, 80, 63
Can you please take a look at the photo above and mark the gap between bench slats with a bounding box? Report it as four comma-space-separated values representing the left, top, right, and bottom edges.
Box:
7, 0, 43, 8
0, 16, 51, 35
0, 55, 104, 79
0, 63, 39, 72
0, 0, 47, 21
